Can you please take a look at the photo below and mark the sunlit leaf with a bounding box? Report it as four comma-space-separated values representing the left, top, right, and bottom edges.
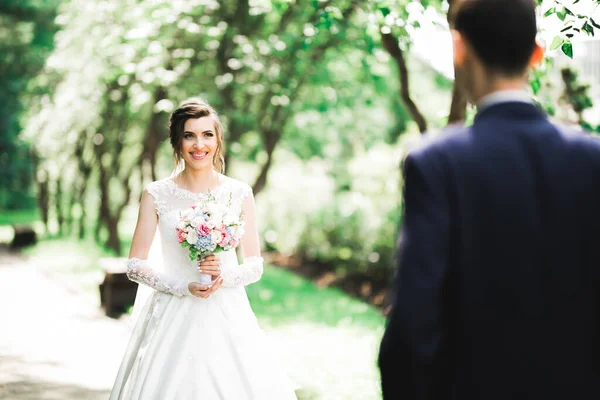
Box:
379, 7, 391, 17
561, 41, 573, 58
549, 36, 563, 50
543, 7, 556, 17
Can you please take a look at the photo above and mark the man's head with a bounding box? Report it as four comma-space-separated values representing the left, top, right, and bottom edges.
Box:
452, 0, 544, 103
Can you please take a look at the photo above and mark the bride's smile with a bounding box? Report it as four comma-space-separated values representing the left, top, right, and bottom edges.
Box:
190, 151, 208, 161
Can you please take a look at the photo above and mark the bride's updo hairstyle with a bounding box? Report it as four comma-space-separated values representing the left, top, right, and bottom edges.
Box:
168, 99, 225, 173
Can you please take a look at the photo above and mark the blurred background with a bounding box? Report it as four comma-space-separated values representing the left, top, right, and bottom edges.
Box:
1, 0, 599, 399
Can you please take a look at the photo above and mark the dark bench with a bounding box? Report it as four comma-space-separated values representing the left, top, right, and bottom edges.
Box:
98, 257, 138, 318
10, 225, 37, 249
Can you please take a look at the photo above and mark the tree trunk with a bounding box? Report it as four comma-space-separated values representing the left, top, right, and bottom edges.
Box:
66, 189, 75, 236
76, 168, 91, 239
94, 202, 102, 242
97, 164, 126, 255
381, 32, 428, 134
105, 215, 121, 256
78, 190, 86, 240
54, 175, 64, 235
76, 166, 89, 239
251, 141, 275, 195
447, 75, 468, 124
36, 170, 49, 233
143, 86, 167, 182
446, 0, 468, 125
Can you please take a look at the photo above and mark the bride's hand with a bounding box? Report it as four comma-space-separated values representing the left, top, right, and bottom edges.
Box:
197, 254, 221, 278
188, 277, 223, 298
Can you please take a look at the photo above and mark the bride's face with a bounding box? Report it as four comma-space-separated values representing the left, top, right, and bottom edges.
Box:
181, 117, 218, 171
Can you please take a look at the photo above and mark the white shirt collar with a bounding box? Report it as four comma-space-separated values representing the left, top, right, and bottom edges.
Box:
477, 90, 532, 112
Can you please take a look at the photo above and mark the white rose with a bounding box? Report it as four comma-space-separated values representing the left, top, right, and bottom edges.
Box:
186, 230, 198, 245
236, 226, 245, 238
206, 203, 218, 215
190, 217, 203, 228
211, 230, 222, 244
176, 221, 187, 230
223, 214, 236, 226
206, 204, 224, 223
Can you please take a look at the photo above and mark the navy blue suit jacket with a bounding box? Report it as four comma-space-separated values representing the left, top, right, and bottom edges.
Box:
378, 102, 600, 399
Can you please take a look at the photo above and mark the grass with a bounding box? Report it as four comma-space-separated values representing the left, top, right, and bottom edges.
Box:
247, 265, 384, 330
0, 208, 40, 226
18, 235, 386, 400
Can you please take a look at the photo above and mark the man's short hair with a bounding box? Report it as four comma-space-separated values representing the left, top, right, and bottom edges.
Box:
454, 0, 538, 75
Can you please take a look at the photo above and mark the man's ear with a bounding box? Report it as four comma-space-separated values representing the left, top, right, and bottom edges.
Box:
529, 40, 544, 68
452, 29, 466, 67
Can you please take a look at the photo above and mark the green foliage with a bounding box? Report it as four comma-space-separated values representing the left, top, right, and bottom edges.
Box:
0, 0, 60, 210
542, 0, 600, 58
559, 65, 598, 131
14, 0, 599, 276
253, 143, 403, 277
561, 67, 595, 115
298, 198, 401, 277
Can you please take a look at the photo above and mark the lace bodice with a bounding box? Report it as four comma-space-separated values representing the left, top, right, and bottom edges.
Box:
125, 175, 255, 294
144, 176, 252, 219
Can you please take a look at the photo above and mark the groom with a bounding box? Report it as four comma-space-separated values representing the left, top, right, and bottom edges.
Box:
378, 0, 600, 399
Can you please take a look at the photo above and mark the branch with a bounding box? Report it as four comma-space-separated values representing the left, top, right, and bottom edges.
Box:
446, 0, 467, 124
381, 32, 428, 134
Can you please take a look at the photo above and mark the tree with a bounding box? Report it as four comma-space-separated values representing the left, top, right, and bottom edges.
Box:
0, 0, 60, 211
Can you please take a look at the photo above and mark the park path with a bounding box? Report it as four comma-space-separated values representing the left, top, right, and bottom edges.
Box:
0, 247, 384, 400
0, 249, 131, 400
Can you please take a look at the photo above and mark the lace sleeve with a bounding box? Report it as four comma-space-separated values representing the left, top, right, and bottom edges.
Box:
144, 181, 170, 217
220, 256, 264, 288
126, 258, 191, 297
239, 182, 252, 201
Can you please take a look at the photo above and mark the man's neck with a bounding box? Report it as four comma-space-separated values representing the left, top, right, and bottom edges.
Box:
473, 80, 527, 105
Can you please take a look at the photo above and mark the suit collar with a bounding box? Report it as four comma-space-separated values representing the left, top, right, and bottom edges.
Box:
477, 90, 532, 112
474, 101, 546, 123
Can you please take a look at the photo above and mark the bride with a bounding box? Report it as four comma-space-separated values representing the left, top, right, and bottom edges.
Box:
109, 99, 297, 399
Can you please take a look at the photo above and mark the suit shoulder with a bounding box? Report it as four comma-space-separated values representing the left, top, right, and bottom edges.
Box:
553, 122, 600, 151
406, 123, 470, 162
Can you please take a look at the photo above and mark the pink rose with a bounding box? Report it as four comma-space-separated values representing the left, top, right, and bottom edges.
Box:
218, 230, 230, 246
177, 230, 188, 244
190, 205, 197, 210
230, 238, 240, 248
196, 224, 212, 237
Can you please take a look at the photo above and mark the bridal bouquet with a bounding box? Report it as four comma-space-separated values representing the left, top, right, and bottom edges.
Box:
176, 193, 245, 285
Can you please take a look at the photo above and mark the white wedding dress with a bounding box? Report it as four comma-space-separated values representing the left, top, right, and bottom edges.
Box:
109, 176, 297, 400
